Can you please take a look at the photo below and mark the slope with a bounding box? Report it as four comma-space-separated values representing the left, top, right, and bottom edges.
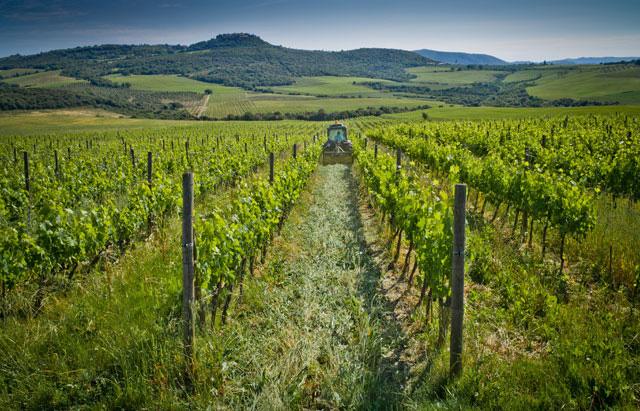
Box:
0, 33, 434, 88
413, 48, 507, 65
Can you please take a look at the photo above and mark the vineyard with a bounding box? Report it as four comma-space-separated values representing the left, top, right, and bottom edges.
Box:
204, 91, 265, 118
0, 114, 639, 409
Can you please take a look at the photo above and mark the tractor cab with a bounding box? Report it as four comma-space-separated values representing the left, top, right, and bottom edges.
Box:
322, 121, 353, 165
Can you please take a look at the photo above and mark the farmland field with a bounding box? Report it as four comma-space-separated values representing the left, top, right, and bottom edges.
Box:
1, 111, 639, 410
104, 74, 242, 94
501, 65, 640, 105
385, 103, 640, 120
0, 108, 198, 135
0, 68, 40, 78
269, 76, 394, 96
526, 65, 640, 104
252, 96, 433, 114
405, 66, 504, 84
2, 70, 87, 87
2, 0, 640, 406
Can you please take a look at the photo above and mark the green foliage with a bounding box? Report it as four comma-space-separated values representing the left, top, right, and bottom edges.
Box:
0, 121, 319, 292
354, 144, 454, 300
196, 144, 320, 290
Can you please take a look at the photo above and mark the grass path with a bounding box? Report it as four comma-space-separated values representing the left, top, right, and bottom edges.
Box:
214, 164, 410, 409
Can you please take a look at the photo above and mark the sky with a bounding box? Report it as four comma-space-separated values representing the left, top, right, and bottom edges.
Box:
1, 0, 639, 61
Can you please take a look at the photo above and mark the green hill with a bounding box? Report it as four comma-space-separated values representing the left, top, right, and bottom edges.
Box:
0, 33, 433, 88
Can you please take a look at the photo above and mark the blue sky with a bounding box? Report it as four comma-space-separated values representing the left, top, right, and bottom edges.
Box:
1, 0, 639, 61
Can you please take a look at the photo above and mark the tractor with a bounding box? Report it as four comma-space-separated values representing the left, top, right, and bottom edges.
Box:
321, 121, 353, 165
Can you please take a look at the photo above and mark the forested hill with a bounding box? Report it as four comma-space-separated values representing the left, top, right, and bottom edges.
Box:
0, 33, 434, 88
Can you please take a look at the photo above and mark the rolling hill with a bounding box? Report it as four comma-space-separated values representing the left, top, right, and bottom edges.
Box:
0, 33, 434, 88
413, 49, 508, 65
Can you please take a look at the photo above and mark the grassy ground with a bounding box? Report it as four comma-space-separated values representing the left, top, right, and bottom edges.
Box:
527, 65, 640, 105
405, 67, 503, 84
269, 76, 394, 97
252, 96, 432, 114
198, 164, 410, 408
104, 74, 242, 94
0, 68, 40, 78
0, 108, 198, 136
501, 65, 640, 105
385, 104, 640, 120
2, 70, 86, 88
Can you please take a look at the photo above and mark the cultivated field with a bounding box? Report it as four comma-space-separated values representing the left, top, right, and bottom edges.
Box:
2, 70, 87, 87
1, 113, 638, 409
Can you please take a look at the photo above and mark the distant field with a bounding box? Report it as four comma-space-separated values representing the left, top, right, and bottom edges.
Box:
526, 65, 640, 105
2, 70, 86, 87
204, 91, 263, 117
405, 67, 503, 84
252, 96, 432, 114
270, 76, 394, 97
0, 68, 40, 78
104, 74, 241, 94
385, 104, 640, 121
0, 108, 197, 136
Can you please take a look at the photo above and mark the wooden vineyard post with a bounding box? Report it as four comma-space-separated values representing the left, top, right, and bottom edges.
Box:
147, 152, 153, 187
130, 148, 135, 167
264, 135, 267, 152
54, 150, 60, 179
364, 138, 368, 150
23, 152, 30, 198
450, 183, 466, 377
13, 147, 17, 163
396, 148, 401, 173
293, 143, 297, 159
269, 152, 274, 183
374, 144, 378, 159
182, 172, 195, 376
67, 147, 71, 161
245, 142, 248, 154
609, 245, 613, 278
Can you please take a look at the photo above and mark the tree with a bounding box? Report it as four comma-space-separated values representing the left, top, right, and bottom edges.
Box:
204, 89, 212, 94
422, 111, 429, 120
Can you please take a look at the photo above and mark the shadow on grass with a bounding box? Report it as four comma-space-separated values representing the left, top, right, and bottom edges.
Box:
333, 164, 413, 409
